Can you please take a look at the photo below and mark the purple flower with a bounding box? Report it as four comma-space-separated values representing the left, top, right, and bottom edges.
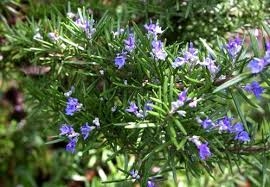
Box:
247, 58, 265, 74
189, 136, 211, 160
124, 34, 135, 52
226, 36, 242, 57
172, 57, 185, 69
140, 101, 154, 118
264, 52, 270, 65
173, 42, 199, 68
266, 41, 270, 52
201, 118, 214, 129
126, 102, 139, 113
178, 89, 188, 103
65, 97, 82, 116
244, 81, 264, 98
151, 40, 167, 60
170, 89, 188, 112
80, 123, 94, 140
189, 135, 201, 146
75, 18, 95, 38
66, 137, 78, 153
114, 53, 127, 69
59, 124, 74, 136
129, 169, 140, 180
59, 124, 79, 140
188, 97, 201, 108
216, 116, 233, 132
147, 180, 156, 187
144, 20, 162, 38
234, 131, 250, 142
75, 18, 88, 29
183, 42, 198, 62
135, 110, 145, 118
126, 102, 150, 118
170, 100, 183, 112
231, 123, 244, 133
202, 57, 219, 76
144, 101, 153, 111
198, 143, 211, 160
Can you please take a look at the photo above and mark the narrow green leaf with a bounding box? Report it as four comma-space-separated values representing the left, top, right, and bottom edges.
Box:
184, 76, 203, 84
151, 104, 167, 115
261, 72, 270, 87
101, 178, 128, 183
249, 32, 260, 57
262, 22, 270, 38
169, 153, 178, 186
142, 141, 171, 162
125, 123, 155, 129
45, 138, 64, 145
173, 118, 187, 135
169, 75, 174, 103
163, 76, 169, 105
213, 73, 249, 93
147, 111, 165, 119
149, 97, 163, 105
177, 137, 188, 150
230, 90, 248, 132
60, 36, 84, 50
200, 38, 217, 59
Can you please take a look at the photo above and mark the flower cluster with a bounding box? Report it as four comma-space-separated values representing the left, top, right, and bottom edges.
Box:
170, 89, 188, 112
64, 86, 83, 116
144, 20, 162, 39
126, 101, 153, 118
170, 89, 202, 115
144, 21, 167, 60
200, 56, 219, 78
59, 118, 100, 153
189, 136, 212, 160
114, 32, 136, 69
60, 87, 100, 153
65, 97, 83, 116
74, 17, 96, 38
129, 169, 140, 180
59, 124, 79, 153
151, 40, 167, 60
124, 34, 136, 52
172, 42, 199, 68
198, 116, 250, 142
225, 36, 242, 58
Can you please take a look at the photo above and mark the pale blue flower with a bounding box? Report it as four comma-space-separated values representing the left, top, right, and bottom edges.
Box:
247, 58, 265, 74
198, 143, 211, 160
151, 40, 167, 60
114, 53, 127, 69
244, 81, 264, 98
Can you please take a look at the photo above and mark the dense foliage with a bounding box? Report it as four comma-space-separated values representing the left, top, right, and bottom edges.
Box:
1, 0, 270, 187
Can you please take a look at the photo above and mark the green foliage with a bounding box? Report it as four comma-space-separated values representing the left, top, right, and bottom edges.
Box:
1, 0, 270, 187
